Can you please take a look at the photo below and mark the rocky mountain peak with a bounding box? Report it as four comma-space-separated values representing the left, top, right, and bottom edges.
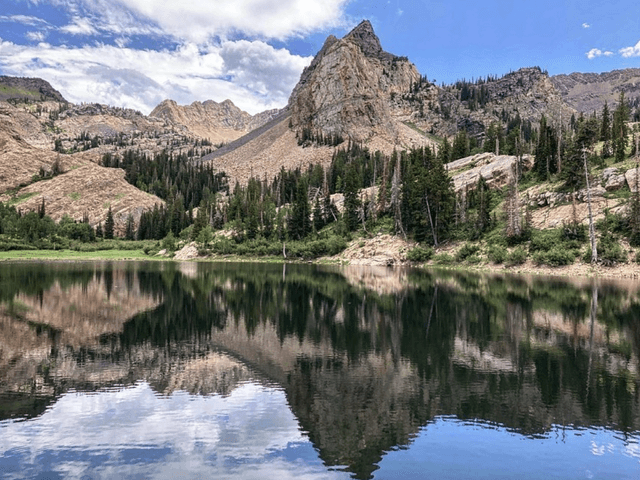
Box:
289, 19, 421, 145
344, 20, 393, 62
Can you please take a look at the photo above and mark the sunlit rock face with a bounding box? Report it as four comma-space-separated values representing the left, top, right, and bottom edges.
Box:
289, 20, 421, 146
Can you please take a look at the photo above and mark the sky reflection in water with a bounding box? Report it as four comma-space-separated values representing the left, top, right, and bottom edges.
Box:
0, 381, 350, 480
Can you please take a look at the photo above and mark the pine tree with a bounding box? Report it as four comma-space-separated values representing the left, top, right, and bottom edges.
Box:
96, 222, 104, 239
104, 206, 115, 239
124, 213, 135, 240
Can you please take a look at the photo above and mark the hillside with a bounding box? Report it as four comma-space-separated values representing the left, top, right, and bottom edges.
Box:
0, 101, 162, 233
150, 99, 281, 145
0, 76, 67, 103
551, 68, 640, 113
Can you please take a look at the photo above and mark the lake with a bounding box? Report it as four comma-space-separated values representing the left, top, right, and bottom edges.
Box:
0, 261, 639, 479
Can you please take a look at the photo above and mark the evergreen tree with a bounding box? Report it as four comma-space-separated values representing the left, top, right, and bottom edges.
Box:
96, 222, 103, 239
451, 130, 470, 160
343, 163, 361, 232
612, 92, 629, 162
124, 213, 135, 240
104, 206, 115, 239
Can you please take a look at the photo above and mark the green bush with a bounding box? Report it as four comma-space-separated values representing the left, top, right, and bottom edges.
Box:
532, 247, 575, 266
466, 254, 482, 264
455, 243, 480, 261
597, 235, 627, 265
635, 251, 640, 264
433, 253, 454, 265
406, 246, 434, 262
487, 245, 507, 264
505, 247, 527, 266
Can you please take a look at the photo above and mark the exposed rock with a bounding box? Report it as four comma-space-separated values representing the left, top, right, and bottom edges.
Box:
551, 68, 640, 113
625, 167, 640, 192
150, 99, 280, 144
449, 153, 534, 193
174, 242, 200, 260
289, 20, 423, 145
602, 167, 626, 191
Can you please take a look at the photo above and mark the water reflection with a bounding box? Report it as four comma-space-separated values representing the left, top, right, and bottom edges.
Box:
1, 261, 639, 479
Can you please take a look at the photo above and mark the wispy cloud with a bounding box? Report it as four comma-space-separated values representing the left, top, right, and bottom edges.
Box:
0, 14, 50, 26
60, 16, 98, 36
586, 48, 614, 59
620, 40, 640, 58
582, 23, 591, 29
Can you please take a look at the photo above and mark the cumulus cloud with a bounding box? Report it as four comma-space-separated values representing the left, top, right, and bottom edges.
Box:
0, 37, 310, 114
17, 0, 351, 43
582, 23, 590, 29
620, 40, 640, 58
586, 48, 614, 60
112, 0, 352, 42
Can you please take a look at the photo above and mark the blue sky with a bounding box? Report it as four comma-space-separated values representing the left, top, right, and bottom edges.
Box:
1, 0, 639, 114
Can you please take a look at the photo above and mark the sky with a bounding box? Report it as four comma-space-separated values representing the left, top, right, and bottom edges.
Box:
1, 0, 639, 115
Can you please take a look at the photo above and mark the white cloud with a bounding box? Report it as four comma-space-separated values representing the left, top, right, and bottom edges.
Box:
60, 15, 98, 35
0, 14, 50, 26
25, 31, 47, 42
0, 37, 311, 114
586, 48, 613, 60
116, 0, 351, 42
620, 40, 640, 58
582, 23, 590, 29
33, 0, 351, 43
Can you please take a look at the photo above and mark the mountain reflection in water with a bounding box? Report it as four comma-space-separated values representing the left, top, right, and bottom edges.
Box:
0, 261, 639, 479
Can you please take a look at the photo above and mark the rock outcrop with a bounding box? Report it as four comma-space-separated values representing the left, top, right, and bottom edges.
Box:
551, 68, 640, 113
289, 20, 422, 145
447, 153, 534, 193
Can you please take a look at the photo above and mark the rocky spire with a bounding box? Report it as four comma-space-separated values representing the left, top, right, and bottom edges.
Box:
344, 20, 394, 61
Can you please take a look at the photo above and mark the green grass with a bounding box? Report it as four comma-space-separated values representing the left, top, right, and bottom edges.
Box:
68, 192, 81, 201
0, 249, 153, 261
7, 192, 38, 206
0, 85, 38, 98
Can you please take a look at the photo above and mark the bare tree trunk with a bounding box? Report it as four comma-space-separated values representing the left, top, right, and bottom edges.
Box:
583, 151, 598, 263
425, 192, 438, 247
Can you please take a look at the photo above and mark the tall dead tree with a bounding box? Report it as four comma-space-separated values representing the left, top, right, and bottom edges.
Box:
583, 150, 598, 263
391, 159, 406, 240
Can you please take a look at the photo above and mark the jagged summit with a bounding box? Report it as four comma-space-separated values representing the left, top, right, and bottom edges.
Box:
344, 20, 394, 62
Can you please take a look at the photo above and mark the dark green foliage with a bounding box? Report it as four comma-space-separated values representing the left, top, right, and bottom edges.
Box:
406, 246, 433, 262
505, 247, 527, 266
104, 206, 115, 239
532, 247, 576, 266
455, 243, 480, 262
486, 245, 506, 264
597, 235, 627, 265
101, 149, 228, 209
124, 214, 135, 241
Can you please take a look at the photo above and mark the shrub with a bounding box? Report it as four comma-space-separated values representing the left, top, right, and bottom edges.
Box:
455, 243, 480, 261
466, 254, 482, 264
532, 247, 575, 266
505, 247, 527, 266
487, 245, 507, 264
597, 235, 627, 265
433, 253, 454, 265
406, 246, 433, 262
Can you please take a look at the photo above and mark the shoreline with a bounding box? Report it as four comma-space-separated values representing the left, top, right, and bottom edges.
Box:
1, 248, 640, 284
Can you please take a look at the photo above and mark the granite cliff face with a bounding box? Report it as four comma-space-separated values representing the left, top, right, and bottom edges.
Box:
150, 99, 280, 144
289, 20, 422, 144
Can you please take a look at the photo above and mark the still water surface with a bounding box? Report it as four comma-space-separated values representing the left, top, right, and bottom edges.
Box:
0, 261, 639, 479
